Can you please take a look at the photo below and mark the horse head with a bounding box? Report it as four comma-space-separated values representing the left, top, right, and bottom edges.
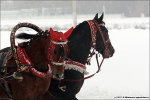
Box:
68, 13, 115, 65
49, 27, 73, 80
92, 13, 115, 58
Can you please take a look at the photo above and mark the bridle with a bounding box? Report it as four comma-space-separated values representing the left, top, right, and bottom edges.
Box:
48, 38, 68, 66
86, 20, 111, 73
48, 28, 73, 80
48, 28, 71, 68
87, 20, 111, 61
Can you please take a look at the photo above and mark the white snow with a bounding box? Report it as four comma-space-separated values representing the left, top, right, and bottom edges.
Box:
0, 17, 149, 99
1, 16, 149, 31
77, 29, 149, 99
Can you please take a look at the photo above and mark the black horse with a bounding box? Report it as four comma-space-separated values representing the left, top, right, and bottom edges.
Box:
49, 13, 115, 100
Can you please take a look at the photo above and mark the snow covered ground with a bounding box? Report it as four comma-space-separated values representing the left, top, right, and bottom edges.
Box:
0, 17, 149, 99
77, 29, 149, 99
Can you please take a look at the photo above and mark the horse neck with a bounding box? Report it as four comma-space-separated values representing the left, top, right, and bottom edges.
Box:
25, 36, 49, 66
68, 22, 91, 64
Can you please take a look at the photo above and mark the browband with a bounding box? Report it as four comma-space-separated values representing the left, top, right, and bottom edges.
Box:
51, 40, 68, 45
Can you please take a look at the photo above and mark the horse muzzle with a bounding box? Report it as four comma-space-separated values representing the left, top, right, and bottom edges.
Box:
102, 45, 115, 58
51, 62, 65, 80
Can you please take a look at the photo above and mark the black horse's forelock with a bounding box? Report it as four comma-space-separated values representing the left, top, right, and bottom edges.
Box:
15, 33, 38, 40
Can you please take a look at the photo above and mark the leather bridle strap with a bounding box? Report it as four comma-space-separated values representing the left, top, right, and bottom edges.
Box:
93, 20, 108, 49
96, 54, 104, 73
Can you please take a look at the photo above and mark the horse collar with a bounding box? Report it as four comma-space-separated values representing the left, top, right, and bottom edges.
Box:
17, 44, 52, 78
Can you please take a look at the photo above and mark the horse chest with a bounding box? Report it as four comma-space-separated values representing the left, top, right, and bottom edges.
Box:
34, 77, 50, 92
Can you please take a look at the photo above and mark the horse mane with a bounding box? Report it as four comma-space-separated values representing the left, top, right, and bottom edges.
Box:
16, 33, 38, 40
68, 21, 88, 41
15, 31, 49, 48
15, 33, 38, 48
72, 21, 87, 33
67, 21, 92, 64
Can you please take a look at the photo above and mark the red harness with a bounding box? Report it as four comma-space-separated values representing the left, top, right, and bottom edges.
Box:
16, 27, 73, 78
14, 27, 73, 79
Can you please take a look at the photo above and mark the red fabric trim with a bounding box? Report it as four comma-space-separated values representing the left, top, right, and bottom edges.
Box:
28, 65, 52, 78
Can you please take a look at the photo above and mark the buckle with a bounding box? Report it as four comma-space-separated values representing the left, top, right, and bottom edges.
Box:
12, 72, 23, 80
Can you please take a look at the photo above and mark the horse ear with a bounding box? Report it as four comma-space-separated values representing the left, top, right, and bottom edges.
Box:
98, 12, 104, 22
64, 27, 73, 38
50, 28, 54, 35
93, 13, 98, 21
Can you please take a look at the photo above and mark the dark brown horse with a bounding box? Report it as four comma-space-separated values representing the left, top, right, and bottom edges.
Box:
0, 23, 73, 100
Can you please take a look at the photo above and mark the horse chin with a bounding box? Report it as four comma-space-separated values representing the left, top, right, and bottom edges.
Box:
102, 53, 111, 58
102, 47, 114, 58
